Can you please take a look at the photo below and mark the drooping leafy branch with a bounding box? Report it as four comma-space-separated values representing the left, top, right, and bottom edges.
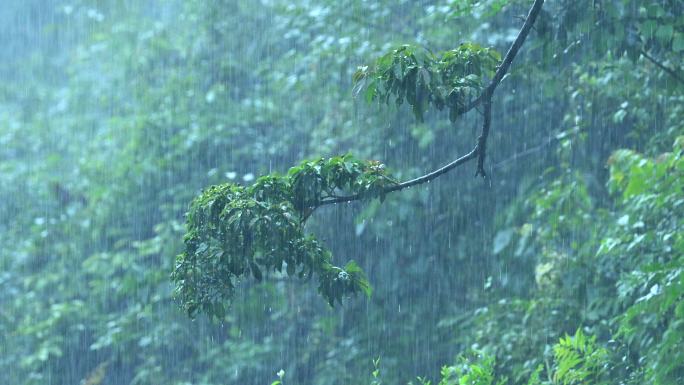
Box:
172, 0, 545, 317
172, 155, 394, 317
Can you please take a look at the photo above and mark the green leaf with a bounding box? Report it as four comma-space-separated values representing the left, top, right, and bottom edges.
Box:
352, 76, 368, 99
365, 80, 377, 103
655, 25, 674, 44
641, 20, 657, 37
673, 33, 684, 52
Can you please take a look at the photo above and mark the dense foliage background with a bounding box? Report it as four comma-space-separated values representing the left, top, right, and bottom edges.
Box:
0, 0, 682, 384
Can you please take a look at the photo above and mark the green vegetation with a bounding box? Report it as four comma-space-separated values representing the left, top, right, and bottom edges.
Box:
173, 155, 389, 316
353, 43, 501, 121
1, 0, 682, 384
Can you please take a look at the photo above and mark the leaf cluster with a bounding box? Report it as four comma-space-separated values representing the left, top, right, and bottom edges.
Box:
353, 43, 501, 122
605, 137, 684, 384
552, 329, 609, 385
172, 154, 396, 317
438, 353, 505, 385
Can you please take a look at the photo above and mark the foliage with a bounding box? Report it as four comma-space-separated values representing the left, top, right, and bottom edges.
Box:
607, 137, 684, 384
173, 155, 392, 316
1, 0, 683, 384
551, 329, 609, 385
353, 43, 501, 122
429, 330, 610, 385
438, 352, 506, 385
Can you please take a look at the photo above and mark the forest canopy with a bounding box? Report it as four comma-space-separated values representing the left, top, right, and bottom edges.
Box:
0, 0, 682, 384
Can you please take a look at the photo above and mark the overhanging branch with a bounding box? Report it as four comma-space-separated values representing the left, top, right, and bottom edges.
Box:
316, 0, 544, 209
320, 147, 479, 205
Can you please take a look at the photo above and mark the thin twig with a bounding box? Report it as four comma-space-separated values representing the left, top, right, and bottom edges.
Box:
492, 136, 559, 170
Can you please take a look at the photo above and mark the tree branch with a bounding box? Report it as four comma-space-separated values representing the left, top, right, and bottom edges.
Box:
320, 147, 479, 205
641, 49, 684, 85
460, 0, 545, 114
475, 98, 492, 178
317, 0, 544, 209
485, 0, 544, 97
